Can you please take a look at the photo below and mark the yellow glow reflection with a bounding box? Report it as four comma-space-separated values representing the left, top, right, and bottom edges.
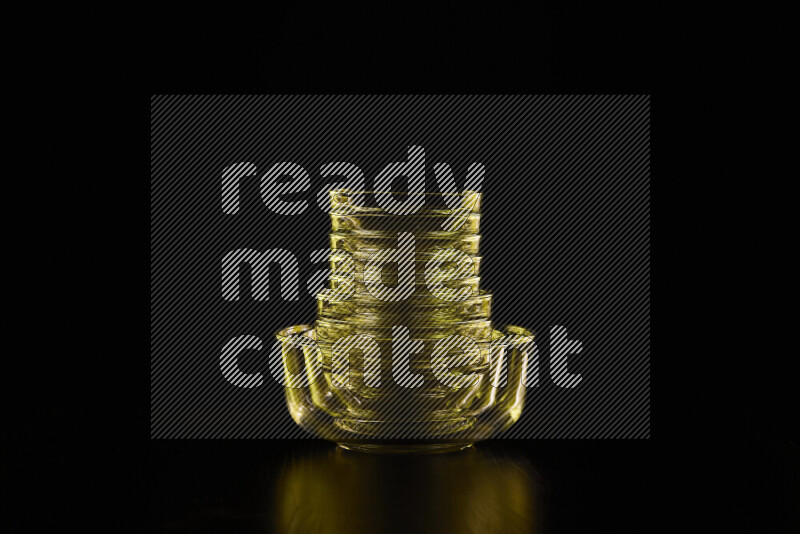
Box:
273, 445, 540, 534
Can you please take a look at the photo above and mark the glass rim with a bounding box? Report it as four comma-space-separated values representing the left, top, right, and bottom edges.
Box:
315, 317, 493, 327
330, 232, 481, 240
317, 289, 492, 304
330, 188, 481, 197
330, 253, 483, 260
275, 323, 315, 340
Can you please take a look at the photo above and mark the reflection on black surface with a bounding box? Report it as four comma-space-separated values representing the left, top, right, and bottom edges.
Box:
145, 435, 796, 533
273, 445, 541, 534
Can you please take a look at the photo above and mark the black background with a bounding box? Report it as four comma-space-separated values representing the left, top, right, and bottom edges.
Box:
138, 4, 796, 533
10, 3, 799, 534
149, 4, 651, 94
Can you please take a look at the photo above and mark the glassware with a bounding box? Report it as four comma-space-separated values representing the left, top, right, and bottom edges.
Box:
277, 190, 533, 453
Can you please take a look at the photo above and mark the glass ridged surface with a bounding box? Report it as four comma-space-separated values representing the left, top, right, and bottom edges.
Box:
329, 233, 481, 254
330, 189, 483, 214
330, 254, 483, 277
328, 274, 481, 296
331, 212, 481, 234
315, 317, 494, 341
277, 190, 533, 453
317, 290, 493, 322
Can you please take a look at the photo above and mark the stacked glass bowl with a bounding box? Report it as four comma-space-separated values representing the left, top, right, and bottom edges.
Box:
277, 190, 533, 453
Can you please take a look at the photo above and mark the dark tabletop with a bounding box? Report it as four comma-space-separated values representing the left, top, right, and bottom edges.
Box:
134, 431, 797, 533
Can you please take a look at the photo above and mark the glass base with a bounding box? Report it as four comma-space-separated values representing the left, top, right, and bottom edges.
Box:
334, 416, 476, 437
337, 442, 474, 454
